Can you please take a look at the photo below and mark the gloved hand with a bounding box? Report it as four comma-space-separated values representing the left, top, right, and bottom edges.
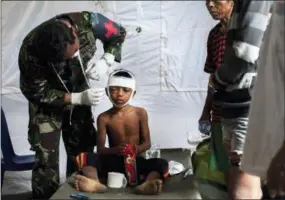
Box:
71, 88, 105, 105
85, 53, 115, 81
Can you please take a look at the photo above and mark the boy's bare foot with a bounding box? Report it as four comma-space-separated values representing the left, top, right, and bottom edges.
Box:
134, 179, 163, 195
74, 175, 107, 193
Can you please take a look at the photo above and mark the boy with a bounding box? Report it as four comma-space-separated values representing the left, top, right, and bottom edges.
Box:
74, 69, 169, 195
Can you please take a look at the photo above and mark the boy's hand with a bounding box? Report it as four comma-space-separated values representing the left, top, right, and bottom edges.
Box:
114, 144, 127, 155
130, 144, 138, 154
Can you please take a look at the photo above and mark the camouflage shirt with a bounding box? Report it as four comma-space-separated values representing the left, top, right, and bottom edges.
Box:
19, 11, 126, 108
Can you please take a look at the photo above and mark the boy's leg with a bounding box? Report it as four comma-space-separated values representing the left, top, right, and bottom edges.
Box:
74, 154, 126, 192
74, 152, 107, 193
134, 157, 169, 195
221, 117, 262, 199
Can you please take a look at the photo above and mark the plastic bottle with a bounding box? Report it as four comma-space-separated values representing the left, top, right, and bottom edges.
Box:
146, 144, 161, 159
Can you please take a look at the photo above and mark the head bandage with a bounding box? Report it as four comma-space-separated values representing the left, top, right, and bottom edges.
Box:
107, 69, 136, 108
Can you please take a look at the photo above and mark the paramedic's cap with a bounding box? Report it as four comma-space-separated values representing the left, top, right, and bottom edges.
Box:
107, 69, 136, 90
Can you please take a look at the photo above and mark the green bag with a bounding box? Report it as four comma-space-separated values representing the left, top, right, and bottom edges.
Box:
209, 123, 229, 172
192, 138, 226, 186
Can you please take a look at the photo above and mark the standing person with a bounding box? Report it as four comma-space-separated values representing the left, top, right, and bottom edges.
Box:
198, 0, 233, 176
18, 11, 126, 199
239, 1, 285, 199
209, 1, 273, 199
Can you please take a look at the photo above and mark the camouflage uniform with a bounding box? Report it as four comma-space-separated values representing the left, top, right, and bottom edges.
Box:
18, 11, 126, 199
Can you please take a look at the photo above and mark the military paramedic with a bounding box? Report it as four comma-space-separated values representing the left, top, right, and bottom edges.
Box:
18, 11, 126, 199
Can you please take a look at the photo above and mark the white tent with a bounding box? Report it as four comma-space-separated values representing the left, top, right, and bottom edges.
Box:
1, 1, 216, 193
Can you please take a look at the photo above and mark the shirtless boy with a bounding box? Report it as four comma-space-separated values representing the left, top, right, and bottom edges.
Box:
73, 69, 169, 195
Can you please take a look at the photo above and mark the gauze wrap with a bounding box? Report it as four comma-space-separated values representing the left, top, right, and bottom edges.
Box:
107, 69, 136, 107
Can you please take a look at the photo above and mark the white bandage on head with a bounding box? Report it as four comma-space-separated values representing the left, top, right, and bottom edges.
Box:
107, 69, 136, 107
108, 76, 136, 90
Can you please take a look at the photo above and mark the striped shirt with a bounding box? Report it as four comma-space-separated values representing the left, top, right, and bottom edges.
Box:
214, 0, 273, 86
212, 0, 273, 118
204, 23, 226, 123
241, 1, 285, 178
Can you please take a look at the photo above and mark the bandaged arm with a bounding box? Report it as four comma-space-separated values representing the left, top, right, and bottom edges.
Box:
88, 12, 126, 64
96, 113, 119, 155
212, 1, 273, 88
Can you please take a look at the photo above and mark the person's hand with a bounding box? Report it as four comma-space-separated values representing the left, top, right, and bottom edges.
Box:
114, 143, 128, 156
85, 53, 115, 81
71, 88, 105, 106
198, 111, 211, 134
127, 143, 138, 154
266, 142, 285, 198
198, 120, 211, 134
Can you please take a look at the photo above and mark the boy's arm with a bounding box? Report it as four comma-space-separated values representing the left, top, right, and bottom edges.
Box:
136, 108, 151, 155
96, 114, 120, 155
199, 76, 214, 122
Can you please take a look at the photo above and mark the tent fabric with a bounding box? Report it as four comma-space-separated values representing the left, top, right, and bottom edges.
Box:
1, 1, 216, 193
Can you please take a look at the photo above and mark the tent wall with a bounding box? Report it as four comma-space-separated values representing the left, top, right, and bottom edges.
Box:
1, 1, 216, 192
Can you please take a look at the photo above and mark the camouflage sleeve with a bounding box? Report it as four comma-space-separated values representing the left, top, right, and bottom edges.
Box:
88, 12, 126, 63
19, 57, 66, 106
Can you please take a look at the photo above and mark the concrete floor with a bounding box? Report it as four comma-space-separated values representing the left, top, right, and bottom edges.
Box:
1, 149, 201, 199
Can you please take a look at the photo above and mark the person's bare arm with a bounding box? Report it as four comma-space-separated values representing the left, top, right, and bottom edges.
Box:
199, 76, 214, 122
136, 108, 151, 154
96, 113, 123, 155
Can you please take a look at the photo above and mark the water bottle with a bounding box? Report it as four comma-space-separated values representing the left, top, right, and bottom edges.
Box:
146, 144, 161, 159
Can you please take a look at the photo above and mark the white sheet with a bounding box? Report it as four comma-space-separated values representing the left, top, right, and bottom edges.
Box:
1, 1, 216, 194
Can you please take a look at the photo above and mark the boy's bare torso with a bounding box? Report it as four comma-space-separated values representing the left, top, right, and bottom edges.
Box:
101, 106, 143, 147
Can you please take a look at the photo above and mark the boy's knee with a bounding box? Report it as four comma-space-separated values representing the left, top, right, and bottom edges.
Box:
155, 158, 169, 169
151, 158, 169, 178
